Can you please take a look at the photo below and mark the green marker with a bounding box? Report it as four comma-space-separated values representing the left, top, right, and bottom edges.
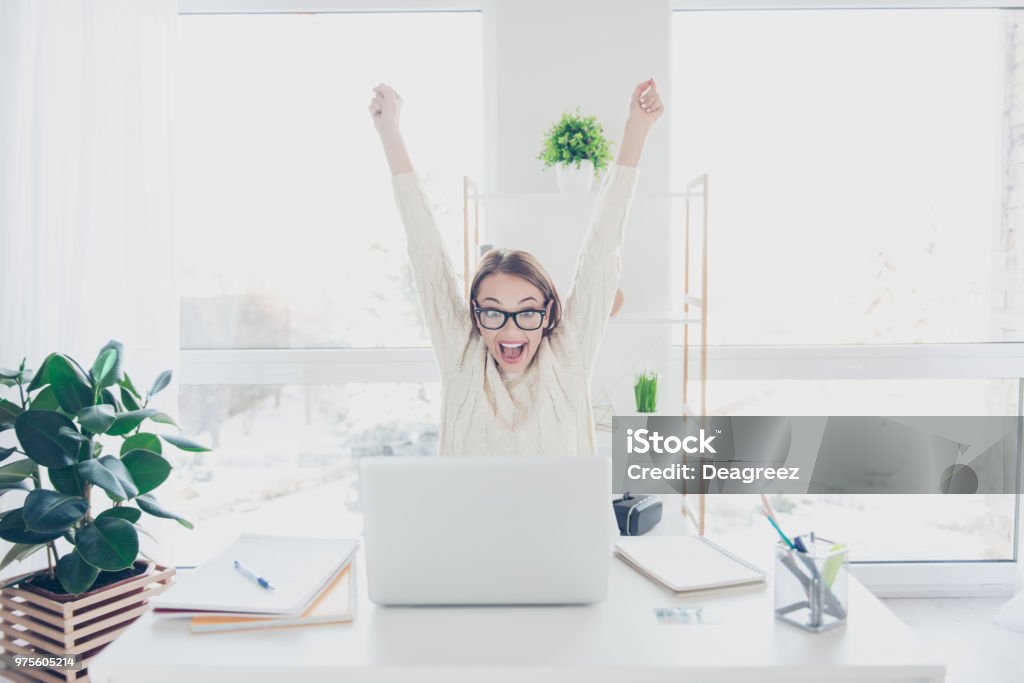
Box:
822, 543, 846, 587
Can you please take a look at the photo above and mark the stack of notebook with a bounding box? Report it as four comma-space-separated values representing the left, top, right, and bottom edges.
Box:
151, 533, 359, 633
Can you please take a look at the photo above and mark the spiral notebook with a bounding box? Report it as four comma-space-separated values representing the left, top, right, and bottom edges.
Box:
614, 536, 765, 593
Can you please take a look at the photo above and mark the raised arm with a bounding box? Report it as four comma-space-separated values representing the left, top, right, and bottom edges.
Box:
370, 83, 472, 377
370, 84, 413, 175
562, 79, 664, 369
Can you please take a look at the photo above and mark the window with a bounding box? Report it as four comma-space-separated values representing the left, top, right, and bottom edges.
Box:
155, 382, 441, 564
170, 8, 482, 561
671, 8, 1005, 346
671, 7, 1021, 573
176, 11, 483, 349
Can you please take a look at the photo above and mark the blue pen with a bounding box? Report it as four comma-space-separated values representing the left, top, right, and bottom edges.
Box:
233, 560, 275, 591
762, 510, 796, 550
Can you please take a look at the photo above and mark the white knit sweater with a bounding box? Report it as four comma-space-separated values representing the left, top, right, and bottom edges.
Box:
392, 163, 639, 457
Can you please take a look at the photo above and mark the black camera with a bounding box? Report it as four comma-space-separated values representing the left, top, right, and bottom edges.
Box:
612, 492, 662, 536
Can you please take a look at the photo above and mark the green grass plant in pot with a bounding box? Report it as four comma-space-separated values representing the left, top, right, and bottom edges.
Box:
0, 340, 207, 597
634, 369, 659, 414
537, 106, 613, 193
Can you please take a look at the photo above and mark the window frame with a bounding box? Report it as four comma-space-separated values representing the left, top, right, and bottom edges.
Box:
672, 0, 1024, 9
179, 0, 482, 13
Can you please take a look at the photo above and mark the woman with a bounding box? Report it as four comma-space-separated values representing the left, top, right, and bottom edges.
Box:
370, 80, 663, 457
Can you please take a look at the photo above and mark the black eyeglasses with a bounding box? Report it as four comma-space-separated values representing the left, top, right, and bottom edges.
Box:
473, 307, 547, 331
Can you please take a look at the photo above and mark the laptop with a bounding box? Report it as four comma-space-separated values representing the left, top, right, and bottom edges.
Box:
359, 455, 612, 606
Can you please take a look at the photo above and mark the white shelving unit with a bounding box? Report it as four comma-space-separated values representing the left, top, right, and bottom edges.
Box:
462, 174, 709, 412
462, 173, 711, 534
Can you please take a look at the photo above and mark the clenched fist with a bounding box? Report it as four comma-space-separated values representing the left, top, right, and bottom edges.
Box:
368, 83, 403, 134
626, 78, 664, 129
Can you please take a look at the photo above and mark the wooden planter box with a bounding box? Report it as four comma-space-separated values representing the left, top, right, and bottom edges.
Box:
0, 563, 175, 683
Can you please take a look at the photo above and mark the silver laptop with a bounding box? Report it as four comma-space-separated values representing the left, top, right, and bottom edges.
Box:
359, 455, 612, 605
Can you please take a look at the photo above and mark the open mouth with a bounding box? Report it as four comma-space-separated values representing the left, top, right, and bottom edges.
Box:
497, 341, 527, 364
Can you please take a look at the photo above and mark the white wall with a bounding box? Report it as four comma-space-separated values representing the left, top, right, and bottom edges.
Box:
486, 0, 670, 194
484, 0, 676, 416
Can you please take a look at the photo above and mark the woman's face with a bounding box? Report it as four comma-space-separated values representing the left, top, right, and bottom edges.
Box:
473, 272, 552, 373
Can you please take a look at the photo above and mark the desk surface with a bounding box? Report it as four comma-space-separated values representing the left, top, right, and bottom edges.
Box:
89, 527, 945, 683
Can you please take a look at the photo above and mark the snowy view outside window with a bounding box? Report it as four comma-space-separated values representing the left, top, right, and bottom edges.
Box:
672, 9, 1017, 561
169, 12, 480, 563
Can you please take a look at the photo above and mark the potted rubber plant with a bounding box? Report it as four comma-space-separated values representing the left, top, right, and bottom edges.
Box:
0, 340, 207, 675
537, 106, 613, 193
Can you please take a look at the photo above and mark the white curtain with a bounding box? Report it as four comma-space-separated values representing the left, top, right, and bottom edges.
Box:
0, 0, 180, 579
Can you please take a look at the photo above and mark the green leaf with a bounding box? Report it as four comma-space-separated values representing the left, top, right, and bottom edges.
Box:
29, 385, 60, 411
149, 412, 178, 428
14, 410, 79, 468
58, 426, 90, 443
120, 386, 140, 411
75, 518, 139, 571
0, 446, 16, 463
136, 493, 193, 529
0, 367, 20, 380
22, 490, 88, 533
0, 398, 22, 424
0, 481, 31, 496
119, 371, 141, 399
106, 409, 159, 437
160, 433, 211, 453
148, 370, 172, 399
96, 507, 142, 524
121, 432, 161, 456
77, 404, 116, 434
99, 455, 138, 498
0, 508, 65, 543
92, 341, 124, 388
77, 456, 138, 501
0, 458, 37, 485
77, 439, 93, 463
48, 465, 84, 496
121, 450, 171, 495
56, 549, 100, 595
26, 353, 56, 393
47, 354, 94, 414
91, 349, 117, 389
100, 387, 119, 410
0, 542, 46, 572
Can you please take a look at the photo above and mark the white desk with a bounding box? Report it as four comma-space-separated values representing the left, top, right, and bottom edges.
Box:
89, 530, 945, 683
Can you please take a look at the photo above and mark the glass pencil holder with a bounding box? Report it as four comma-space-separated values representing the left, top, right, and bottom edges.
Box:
774, 535, 849, 633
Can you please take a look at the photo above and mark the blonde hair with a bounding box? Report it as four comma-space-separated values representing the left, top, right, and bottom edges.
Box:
469, 249, 562, 336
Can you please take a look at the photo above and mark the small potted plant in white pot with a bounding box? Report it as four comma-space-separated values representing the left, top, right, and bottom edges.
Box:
0, 340, 207, 678
537, 106, 613, 193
